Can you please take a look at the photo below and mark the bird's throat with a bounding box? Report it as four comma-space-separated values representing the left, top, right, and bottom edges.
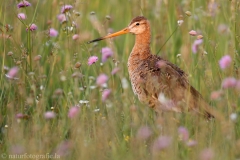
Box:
130, 29, 151, 60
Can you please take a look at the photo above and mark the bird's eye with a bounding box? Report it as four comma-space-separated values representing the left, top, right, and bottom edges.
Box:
136, 23, 140, 26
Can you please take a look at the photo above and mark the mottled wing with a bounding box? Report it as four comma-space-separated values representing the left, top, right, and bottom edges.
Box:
141, 55, 204, 113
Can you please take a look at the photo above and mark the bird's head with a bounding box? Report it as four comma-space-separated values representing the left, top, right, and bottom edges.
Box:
88, 16, 148, 43
128, 16, 148, 34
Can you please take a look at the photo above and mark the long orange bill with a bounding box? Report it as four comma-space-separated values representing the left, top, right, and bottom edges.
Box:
88, 28, 129, 43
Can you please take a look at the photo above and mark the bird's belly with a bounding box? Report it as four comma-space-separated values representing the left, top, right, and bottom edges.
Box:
129, 71, 156, 103
128, 62, 157, 102
129, 73, 142, 96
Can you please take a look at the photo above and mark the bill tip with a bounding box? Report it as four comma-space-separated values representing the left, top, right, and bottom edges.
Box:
87, 38, 104, 44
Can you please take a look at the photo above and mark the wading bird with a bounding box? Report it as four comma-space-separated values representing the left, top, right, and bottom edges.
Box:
88, 16, 214, 118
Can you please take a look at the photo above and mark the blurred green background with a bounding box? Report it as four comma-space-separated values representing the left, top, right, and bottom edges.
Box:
0, 0, 240, 159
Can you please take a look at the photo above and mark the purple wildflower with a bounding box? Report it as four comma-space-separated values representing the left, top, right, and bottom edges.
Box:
68, 106, 80, 118
61, 5, 73, 13
54, 141, 72, 156
16, 113, 24, 119
102, 89, 111, 101
152, 136, 172, 151
219, 55, 232, 69
6, 66, 19, 79
54, 88, 63, 96
186, 140, 198, 147
111, 67, 120, 75
18, 13, 26, 20
200, 148, 214, 160
88, 56, 98, 65
178, 126, 189, 142
222, 77, 237, 89
208, 2, 218, 17
49, 28, 58, 37
57, 14, 67, 23
189, 30, 197, 36
136, 126, 152, 140
218, 24, 228, 34
17, 0, 31, 8
210, 90, 223, 100
72, 34, 79, 40
44, 111, 56, 119
96, 74, 108, 86
16, 113, 29, 120
192, 39, 203, 53
236, 80, 240, 90
26, 24, 37, 31
101, 47, 113, 62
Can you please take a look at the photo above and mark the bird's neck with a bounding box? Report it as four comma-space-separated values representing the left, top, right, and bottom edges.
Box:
130, 28, 151, 60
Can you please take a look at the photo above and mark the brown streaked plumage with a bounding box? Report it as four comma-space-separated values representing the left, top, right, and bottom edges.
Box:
88, 16, 215, 118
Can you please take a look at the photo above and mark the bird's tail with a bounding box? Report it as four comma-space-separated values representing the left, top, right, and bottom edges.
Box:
190, 86, 224, 121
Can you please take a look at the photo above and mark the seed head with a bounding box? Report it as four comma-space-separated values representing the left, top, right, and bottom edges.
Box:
74, 62, 81, 68
185, 11, 192, 16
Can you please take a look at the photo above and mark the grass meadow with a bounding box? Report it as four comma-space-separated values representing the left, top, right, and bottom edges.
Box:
1, 0, 240, 159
